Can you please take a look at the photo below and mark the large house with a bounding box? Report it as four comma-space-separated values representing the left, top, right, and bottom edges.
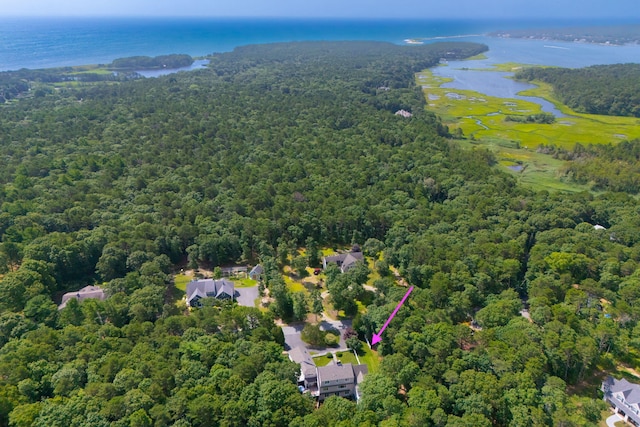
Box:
289, 347, 368, 401
317, 361, 368, 401
602, 376, 640, 426
322, 249, 364, 273
288, 347, 318, 391
186, 278, 235, 307
59, 285, 106, 310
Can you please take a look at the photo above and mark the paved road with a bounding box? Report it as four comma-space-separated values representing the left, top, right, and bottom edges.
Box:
235, 286, 260, 307
606, 413, 622, 427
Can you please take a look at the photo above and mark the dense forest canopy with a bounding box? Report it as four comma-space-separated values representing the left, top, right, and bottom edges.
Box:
516, 63, 640, 117
0, 40, 639, 426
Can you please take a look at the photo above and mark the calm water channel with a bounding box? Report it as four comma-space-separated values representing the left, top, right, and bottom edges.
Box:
428, 36, 640, 116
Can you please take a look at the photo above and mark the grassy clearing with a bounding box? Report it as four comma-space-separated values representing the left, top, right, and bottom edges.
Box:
457, 139, 591, 193
284, 272, 308, 293
321, 248, 337, 256
417, 67, 640, 191
172, 273, 192, 306
174, 273, 192, 292
69, 67, 114, 75
234, 277, 258, 288
358, 346, 381, 373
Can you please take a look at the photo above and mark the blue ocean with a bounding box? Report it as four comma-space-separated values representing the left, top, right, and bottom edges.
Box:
1, 17, 638, 72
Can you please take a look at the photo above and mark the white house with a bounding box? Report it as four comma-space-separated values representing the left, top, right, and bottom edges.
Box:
602, 376, 640, 426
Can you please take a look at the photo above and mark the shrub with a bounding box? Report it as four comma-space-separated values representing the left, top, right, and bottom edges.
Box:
301, 323, 325, 346
325, 333, 339, 346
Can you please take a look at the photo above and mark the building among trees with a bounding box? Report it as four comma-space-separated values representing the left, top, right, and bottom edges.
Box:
186, 278, 235, 307
317, 362, 368, 401
58, 285, 106, 310
602, 376, 640, 425
322, 247, 364, 273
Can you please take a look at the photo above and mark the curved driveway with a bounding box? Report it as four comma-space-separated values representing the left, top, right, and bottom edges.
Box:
606, 413, 622, 427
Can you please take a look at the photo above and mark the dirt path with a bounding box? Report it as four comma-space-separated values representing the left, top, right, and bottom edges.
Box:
390, 267, 408, 287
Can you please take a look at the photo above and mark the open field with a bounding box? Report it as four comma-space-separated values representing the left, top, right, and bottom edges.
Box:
417, 67, 640, 191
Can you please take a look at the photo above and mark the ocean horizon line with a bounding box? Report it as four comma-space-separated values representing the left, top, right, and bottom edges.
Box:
0, 17, 637, 72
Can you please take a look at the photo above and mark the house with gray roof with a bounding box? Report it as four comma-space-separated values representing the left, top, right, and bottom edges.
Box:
59, 285, 106, 310
248, 264, 264, 281
316, 361, 368, 401
186, 278, 235, 307
602, 376, 640, 425
323, 250, 364, 273
288, 347, 317, 391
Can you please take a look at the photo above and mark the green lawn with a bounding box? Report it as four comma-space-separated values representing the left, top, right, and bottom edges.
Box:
366, 258, 381, 286
174, 274, 191, 292
284, 274, 307, 293
313, 353, 336, 367
312, 349, 364, 368
234, 277, 258, 288
358, 345, 381, 373
312, 345, 381, 373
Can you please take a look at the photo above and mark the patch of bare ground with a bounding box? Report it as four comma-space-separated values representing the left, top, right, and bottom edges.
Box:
390, 266, 408, 287
618, 363, 640, 379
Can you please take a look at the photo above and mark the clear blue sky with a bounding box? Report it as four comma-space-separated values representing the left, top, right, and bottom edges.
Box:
1, 0, 638, 19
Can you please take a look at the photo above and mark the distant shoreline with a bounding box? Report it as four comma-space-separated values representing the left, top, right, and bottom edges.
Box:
489, 24, 640, 46
1, 18, 634, 72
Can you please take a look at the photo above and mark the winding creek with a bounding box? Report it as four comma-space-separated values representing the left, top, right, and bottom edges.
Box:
432, 66, 566, 117
425, 35, 640, 118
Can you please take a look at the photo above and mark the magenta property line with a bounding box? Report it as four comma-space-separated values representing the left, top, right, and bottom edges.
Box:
377, 286, 414, 336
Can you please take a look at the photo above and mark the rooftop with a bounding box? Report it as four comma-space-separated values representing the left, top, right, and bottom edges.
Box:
317, 362, 356, 383
59, 285, 106, 310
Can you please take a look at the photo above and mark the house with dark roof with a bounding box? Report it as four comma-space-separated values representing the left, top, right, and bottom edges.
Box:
288, 347, 317, 391
186, 278, 235, 307
316, 361, 368, 401
59, 285, 106, 310
602, 376, 640, 425
322, 250, 364, 273
248, 264, 264, 281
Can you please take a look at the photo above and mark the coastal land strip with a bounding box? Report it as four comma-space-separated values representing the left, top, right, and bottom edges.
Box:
489, 24, 640, 45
